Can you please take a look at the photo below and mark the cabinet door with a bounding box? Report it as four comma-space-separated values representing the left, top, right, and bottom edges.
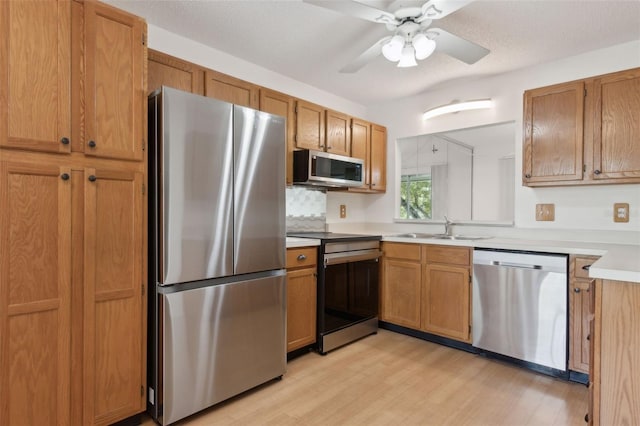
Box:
523, 81, 584, 184
592, 68, 640, 180
0, 0, 71, 154
569, 280, 591, 373
83, 169, 144, 425
421, 264, 470, 342
351, 119, 371, 189
260, 88, 295, 185
0, 161, 71, 425
370, 124, 387, 192
205, 70, 259, 108
295, 100, 325, 151
381, 259, 421, 329
325, 110, 351, 157
85, 2, 144, 161
148, 50, 204, 95
286, 268, 317, 352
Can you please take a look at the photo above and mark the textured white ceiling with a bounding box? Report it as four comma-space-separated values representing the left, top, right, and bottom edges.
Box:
107, 0, 640, 106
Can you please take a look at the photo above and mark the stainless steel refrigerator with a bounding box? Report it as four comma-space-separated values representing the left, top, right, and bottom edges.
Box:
147, 87, 286, 425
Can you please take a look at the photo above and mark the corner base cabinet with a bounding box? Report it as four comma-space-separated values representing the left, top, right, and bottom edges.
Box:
0, 1, 147, 425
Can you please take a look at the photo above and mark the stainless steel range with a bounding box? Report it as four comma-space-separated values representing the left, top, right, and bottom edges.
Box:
288, 232, 382, 354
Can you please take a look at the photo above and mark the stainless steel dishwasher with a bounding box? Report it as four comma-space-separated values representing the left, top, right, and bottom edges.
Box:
472, 249, 568, 372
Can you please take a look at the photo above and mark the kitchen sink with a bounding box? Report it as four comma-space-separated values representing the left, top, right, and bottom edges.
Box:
391, 233, 491, 241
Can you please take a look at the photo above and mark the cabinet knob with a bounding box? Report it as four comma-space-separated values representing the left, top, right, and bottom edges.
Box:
585, 413, 589, 423
524, 174, 531, 179
60, 137, 70, 145
88, 175, 97, 182
582, 264, 591, 271
297, 254, 307, 261
88, 140, 96, 148
60, 173, 70, 181
574, 287, 581, 293
594, 170, 601, 175
586, 334, 590, 341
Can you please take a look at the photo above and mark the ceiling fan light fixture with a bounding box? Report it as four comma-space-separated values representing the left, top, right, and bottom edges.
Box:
412, 33, 436, 60
382, 35, 404, 62
397, 45, 417, 68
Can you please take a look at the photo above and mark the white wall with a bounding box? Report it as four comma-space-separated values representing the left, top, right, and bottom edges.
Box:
147, 25, 367, 118
359, 40, 640, 232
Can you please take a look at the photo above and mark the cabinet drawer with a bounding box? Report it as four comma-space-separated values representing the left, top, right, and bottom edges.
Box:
575, 256, 599, 279
383, 242, 421, 261
286, 247, 317, 269
424, 245, 470, 266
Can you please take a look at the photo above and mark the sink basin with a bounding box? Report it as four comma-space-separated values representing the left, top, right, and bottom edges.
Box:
432, 235, 491, 241
391, 233, 491, 241
391, 233, 444, 238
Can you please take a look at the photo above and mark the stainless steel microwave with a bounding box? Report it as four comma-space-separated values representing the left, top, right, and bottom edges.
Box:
293, 149, 364, 188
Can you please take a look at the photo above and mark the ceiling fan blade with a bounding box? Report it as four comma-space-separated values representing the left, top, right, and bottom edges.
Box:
418, 0, 474, 21
429, 28, 489, 64
339, 36, 391, 73
303, 0, 399, 25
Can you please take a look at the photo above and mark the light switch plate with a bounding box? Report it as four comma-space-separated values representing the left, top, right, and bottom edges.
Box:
536, 203, 555, 221
614, 203, 629, 223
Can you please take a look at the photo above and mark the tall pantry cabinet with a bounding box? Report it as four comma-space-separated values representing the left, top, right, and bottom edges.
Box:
0, 1, 147, 425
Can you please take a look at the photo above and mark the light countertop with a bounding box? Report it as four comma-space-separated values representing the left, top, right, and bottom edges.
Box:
381, 235, 640, 283
286, 237, 321, 248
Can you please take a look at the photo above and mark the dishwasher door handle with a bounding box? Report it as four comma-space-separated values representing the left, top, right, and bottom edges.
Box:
491, 261, 543, 270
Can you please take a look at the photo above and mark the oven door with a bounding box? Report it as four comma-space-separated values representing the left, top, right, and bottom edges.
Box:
321, 249, 381, 336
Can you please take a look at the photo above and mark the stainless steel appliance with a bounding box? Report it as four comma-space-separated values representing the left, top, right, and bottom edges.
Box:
148, 87, 286, 425
293, 149, 364, 188
472, 249, 568, 373
287, 232, 382, 354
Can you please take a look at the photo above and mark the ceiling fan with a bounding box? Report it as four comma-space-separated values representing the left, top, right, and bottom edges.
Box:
303, 0, 490, 72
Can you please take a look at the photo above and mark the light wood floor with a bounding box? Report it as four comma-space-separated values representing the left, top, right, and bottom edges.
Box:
143, 330, 588, 425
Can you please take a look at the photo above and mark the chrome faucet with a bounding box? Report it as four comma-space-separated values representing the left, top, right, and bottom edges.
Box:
444, 216, 453, 236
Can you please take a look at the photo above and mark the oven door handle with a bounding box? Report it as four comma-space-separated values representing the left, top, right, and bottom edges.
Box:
324, 249, 382, 266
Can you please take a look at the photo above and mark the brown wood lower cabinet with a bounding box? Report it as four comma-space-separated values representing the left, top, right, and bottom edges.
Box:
286, 247, 317, 352
589, 279, 640, 425
0, 159, 146, 425
381, 242, 471, 342
569, 255, 599, 374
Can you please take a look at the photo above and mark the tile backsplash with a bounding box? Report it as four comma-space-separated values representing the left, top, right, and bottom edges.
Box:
286, 186, 326, 232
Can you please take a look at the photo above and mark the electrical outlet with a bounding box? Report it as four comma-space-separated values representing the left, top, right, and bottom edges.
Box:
614, 203, 629, 223
535, 203, 555, 221
339, 204, 347, 219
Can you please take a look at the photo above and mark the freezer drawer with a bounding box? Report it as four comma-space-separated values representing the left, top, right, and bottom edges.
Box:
160, 272, 286, 425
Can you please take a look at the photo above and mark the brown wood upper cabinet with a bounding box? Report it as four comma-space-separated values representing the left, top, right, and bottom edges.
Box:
84, 2, 145, 162
348, 119, 387, 193
325, 109, 351, 157
0, 0, 72, 154
205, 69, 259, 109
259, 88, 295, 185
148, 50, 205, 95
295, 99, 326, 152
523, 67, 640, 186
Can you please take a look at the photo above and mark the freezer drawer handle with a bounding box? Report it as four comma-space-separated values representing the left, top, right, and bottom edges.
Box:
490, 260, 542, 270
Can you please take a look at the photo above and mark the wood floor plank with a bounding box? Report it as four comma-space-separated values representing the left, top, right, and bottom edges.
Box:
143, 330, 587, 425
